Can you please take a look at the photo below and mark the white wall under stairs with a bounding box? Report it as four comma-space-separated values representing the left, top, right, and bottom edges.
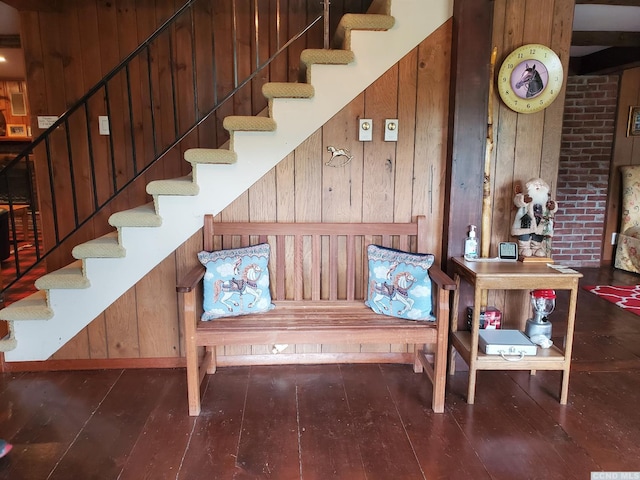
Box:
3, 0, 452, 362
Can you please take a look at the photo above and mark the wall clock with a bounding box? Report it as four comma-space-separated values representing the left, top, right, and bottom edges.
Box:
497, 44, 563, 114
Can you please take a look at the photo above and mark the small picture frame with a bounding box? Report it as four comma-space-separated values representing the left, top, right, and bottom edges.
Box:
628, 106, 640, 137
6, 124, 26, 137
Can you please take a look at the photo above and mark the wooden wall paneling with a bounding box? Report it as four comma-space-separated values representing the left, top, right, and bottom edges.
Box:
275, 152, 296, 305
232, 0, 253, 118
604, 68, 640, 263
413, 24, 452, 260
268, 0, 288, 84
51, 329, 90, 360
37, 8, 76, 271
136, 254, 180, 358
154, 1, 182, 182
251, 0, 270, 116
87, 313, 109, 359
287, 0, 306, 82
192, 0, 218, 150
116, 0, 149, 204
362, 68, 398, 223
394, 49, 418, 225
305, 0, 324, 50
105, 287, 141, 358
321, 96, 365, 222
135, 0, 163, 169
212, 0, 234, 145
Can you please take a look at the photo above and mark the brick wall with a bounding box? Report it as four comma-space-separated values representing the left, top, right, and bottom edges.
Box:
553, 75, 619, 267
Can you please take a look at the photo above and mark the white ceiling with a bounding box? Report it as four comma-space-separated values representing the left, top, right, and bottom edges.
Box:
0, 2, 638, 79
570, 4, 640, 57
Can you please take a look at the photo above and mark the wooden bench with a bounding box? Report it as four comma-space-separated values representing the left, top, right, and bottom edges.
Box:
177, 215, 456, 415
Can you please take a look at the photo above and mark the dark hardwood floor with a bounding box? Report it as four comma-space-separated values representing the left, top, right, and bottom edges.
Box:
1, 266, 639, 479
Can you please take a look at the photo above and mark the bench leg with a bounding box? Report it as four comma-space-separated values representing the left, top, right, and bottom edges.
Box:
413, 344, 424, 373
182, 291, 202, 416
206, 346, 217, 374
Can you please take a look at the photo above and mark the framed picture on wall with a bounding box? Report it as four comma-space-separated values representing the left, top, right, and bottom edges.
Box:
7, 124, 26, 137
628, 106, 640, 137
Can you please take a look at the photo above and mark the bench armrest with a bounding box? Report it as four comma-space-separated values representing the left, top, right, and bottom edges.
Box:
429, 265, 456, 291
177, 265, 205, 293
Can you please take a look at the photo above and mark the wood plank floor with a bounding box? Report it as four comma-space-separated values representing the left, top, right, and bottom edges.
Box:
1, 266, 640, 479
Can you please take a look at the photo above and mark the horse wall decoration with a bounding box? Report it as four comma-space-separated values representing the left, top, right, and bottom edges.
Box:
515, 62, 545, 99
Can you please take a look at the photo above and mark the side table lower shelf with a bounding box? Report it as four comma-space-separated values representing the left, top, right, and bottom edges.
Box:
451, 331, 566, 370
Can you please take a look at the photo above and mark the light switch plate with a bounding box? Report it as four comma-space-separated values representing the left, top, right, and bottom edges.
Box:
385, 119, 398, 142
359, 118, 372, 142
99, 116, 110, 135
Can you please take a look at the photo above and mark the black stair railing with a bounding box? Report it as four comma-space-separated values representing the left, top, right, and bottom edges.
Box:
0, 0, 357, 300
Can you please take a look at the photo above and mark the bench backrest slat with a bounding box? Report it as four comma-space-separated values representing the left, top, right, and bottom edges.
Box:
206, 216, 426, 301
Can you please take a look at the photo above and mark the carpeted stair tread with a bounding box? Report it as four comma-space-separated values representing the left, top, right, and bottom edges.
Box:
109, 203, 162, 228
334, 14, 395, 50
0, 291, 53, 321
72, 231, 125, 259
35, 260, 89, 290
184, 148, 237, 165
262, 82, 315, 99
147, 175, 199, 196
299, 49, 355, 83
223, 116, 277, 132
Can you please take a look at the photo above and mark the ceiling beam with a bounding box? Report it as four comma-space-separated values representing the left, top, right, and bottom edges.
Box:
572, 31, 640, 47
575, 0, 640, 5
569, 46, 640, 75
0, 34, 21, 49
0, 0, 61, 11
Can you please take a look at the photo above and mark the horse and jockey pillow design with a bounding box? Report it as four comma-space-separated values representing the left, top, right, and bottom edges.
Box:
198, 244, 274, 320
365, 245, 436, 321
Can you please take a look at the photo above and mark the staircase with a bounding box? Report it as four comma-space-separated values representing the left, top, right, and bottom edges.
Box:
0, 0, 452, 362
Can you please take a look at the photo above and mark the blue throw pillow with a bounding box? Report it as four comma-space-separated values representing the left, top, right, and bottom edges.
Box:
365, 244, 436, 321
198, 244, 274, 320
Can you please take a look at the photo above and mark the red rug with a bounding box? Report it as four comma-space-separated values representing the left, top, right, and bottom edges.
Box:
583, 285, 640, 316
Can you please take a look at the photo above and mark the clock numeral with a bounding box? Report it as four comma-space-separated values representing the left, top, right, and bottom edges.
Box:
529, 48, 536, 55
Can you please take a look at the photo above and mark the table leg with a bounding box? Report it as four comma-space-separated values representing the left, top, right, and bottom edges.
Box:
466, 286, 483, 404
448, 273, 461, 375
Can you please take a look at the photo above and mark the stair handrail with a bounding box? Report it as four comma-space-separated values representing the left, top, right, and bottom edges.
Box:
0, 0, 332, 298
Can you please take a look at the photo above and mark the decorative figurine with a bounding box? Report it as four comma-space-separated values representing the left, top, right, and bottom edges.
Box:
511, 178, 558, 258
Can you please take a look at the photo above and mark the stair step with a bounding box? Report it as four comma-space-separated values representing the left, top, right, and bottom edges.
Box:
35, 260, 90, 290
262, 82, 315, 99
334, 14, 395, 50
147, 175, 199, 196
184, 148, 237, 165
0, 330, 17, 353
0, 291, 53, 321
109, 203, 162, 228
72, 231, 126, 259
299, 49, 355, 83
223, 116, 277, 133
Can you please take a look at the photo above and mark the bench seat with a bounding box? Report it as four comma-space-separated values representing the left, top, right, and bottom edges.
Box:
178, 215, 455, 416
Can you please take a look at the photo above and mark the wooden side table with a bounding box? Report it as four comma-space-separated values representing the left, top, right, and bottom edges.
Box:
449, 257, 582, 405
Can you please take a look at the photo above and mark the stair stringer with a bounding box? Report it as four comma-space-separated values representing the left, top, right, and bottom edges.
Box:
3, 0, 453, 362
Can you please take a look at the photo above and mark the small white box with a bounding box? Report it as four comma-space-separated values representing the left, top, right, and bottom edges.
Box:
478, 329, 537, 356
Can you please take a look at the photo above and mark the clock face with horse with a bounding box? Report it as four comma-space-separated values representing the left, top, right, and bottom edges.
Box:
497, 44, 564, 114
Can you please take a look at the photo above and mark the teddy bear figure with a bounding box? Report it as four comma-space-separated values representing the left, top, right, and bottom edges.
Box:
510, 178, 558, 258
